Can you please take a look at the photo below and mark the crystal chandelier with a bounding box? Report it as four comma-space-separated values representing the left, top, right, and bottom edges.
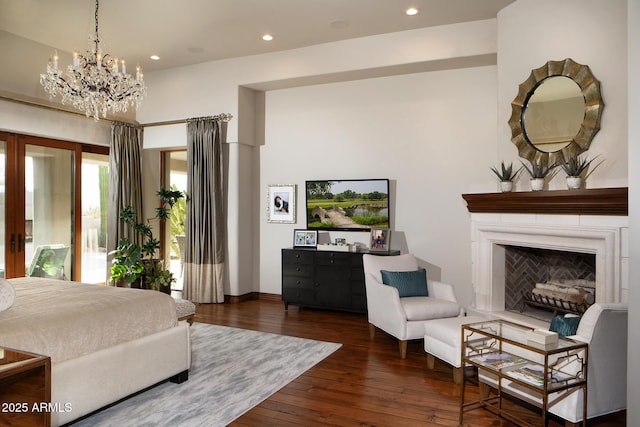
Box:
40, 0, 146, 120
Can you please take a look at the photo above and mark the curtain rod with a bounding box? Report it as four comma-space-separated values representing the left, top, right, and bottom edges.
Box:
143, 113, 233, 127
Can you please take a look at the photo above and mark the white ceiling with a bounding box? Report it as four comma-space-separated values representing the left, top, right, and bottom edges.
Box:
0, 0, 514, 73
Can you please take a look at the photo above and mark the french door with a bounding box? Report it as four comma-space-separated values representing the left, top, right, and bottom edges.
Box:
0, 132, 109, 282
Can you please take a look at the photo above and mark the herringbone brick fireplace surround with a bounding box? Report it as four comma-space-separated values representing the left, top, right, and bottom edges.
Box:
504, 246, 596, 312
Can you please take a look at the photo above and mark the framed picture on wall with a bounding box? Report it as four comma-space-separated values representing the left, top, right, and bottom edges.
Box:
369, 228, 391, 252
293, 229, 317, 248
267, 184, 296, 223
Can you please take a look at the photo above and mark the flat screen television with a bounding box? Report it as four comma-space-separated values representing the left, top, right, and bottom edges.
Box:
305, 179, 390, 231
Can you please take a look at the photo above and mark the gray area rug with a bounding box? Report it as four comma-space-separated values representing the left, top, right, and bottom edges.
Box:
71, 323, 341, 426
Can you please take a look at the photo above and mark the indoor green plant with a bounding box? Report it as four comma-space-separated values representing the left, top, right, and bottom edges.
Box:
110, 187, 184, 291
559, 154, 601, 189
109, 240, 144, 287
141, 259, 176, 292
490, 161, 521, 192
521, 159, 557, 191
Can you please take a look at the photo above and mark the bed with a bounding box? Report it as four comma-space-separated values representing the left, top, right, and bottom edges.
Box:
0, 277, 191, 426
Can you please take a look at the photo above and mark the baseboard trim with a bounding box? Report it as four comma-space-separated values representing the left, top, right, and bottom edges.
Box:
225, 292, 281, 303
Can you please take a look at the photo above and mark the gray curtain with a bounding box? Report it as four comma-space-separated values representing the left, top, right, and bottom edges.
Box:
107, 122, 144, 264
184, 116, 227, 303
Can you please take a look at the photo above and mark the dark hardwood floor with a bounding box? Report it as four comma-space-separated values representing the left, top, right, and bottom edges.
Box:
194, 299, 625, 427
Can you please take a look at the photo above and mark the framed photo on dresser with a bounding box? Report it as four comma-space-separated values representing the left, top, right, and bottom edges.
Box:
369, 228, 391, 252
293, 229, 317, 248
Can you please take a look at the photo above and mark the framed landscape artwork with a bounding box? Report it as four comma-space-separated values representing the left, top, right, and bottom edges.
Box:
267, 184, 296, 223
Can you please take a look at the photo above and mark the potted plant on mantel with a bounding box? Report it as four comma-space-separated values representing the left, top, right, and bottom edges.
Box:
559, 153, 601, 190
490, 161, 521, 192
109, 187, 184, 293
521, 159, 557, 191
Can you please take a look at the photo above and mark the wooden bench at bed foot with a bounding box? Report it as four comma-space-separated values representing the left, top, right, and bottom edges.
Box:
174, 298, 196, 325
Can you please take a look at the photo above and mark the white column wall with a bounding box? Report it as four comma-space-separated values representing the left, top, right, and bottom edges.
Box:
497, 0, 628, 190
626, 0, 639, 424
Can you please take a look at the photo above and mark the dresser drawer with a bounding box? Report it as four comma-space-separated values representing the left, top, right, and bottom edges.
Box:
282, 276, 315, 289
282, 287, 315, 305
282, 263, 314, 277
315, 251, 350, 266
282, 249, 314, 265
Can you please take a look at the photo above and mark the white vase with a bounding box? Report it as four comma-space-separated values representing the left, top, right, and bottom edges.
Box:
499, 181, 513, 192
530, 178, 544, 191
566, 176, 582, 190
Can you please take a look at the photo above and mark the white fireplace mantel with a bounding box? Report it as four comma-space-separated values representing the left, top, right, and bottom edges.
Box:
469, 214, 628, 322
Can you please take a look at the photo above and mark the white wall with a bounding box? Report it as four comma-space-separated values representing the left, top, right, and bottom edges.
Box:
137, 19, 498, 142
260, 67, 497, 304
0, 98, 110, 146
138, 19, 499, 298
497, 0, 628, 190
627, 0, 639, 423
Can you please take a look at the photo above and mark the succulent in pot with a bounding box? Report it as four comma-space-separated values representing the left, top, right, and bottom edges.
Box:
490, 161, 521, 192
520, 159, 557, 191
559, 154, 601, 189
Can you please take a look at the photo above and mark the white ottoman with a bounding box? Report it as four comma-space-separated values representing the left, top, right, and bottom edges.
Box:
174, 298, 196, 325
423, 316, 486, 384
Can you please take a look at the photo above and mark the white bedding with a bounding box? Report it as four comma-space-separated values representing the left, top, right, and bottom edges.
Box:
0, 277, 177, 363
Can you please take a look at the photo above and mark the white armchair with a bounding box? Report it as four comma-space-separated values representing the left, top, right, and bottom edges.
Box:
478, 303, 628, 426
362, 253, 462, 358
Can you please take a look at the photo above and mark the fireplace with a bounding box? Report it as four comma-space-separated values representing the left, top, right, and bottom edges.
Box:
504, 246, 596, 319
463, 188, 629, 327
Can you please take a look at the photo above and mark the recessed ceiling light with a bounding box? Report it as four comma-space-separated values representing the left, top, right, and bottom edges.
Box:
262, 34, 273, 41
150, 55, 160, 61
406, 7, 419, 16
329, 20, 349, 30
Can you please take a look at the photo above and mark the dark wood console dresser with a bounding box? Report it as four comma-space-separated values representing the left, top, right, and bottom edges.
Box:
281, 248, 400, 313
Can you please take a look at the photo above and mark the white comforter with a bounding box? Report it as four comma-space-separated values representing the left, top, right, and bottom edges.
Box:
0, 277, 177, 363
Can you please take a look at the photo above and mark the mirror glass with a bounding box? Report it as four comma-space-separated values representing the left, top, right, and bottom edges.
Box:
523, 76, 585, 153
508, 58, 604, 165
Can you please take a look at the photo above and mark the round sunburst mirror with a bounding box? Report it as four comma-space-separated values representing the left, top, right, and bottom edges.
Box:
508, 58, 604, 166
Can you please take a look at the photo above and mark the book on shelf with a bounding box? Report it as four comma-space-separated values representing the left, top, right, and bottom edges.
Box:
506, 364, 572, 386
472, 352, 527, 369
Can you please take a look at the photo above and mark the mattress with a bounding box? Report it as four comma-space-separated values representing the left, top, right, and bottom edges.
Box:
0, 277, 177, 363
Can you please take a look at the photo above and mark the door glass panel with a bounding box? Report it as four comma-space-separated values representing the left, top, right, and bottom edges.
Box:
0, 142, 4, 278
25, 145, 74, 280
167, 151, 187, 291
81, 152, 109, 284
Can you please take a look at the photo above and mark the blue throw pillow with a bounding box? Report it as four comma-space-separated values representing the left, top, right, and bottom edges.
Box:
549, 314, 581, 337
380, 268, 428, 297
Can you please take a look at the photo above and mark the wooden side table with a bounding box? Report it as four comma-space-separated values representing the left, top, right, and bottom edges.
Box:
0, 347, 51, 427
